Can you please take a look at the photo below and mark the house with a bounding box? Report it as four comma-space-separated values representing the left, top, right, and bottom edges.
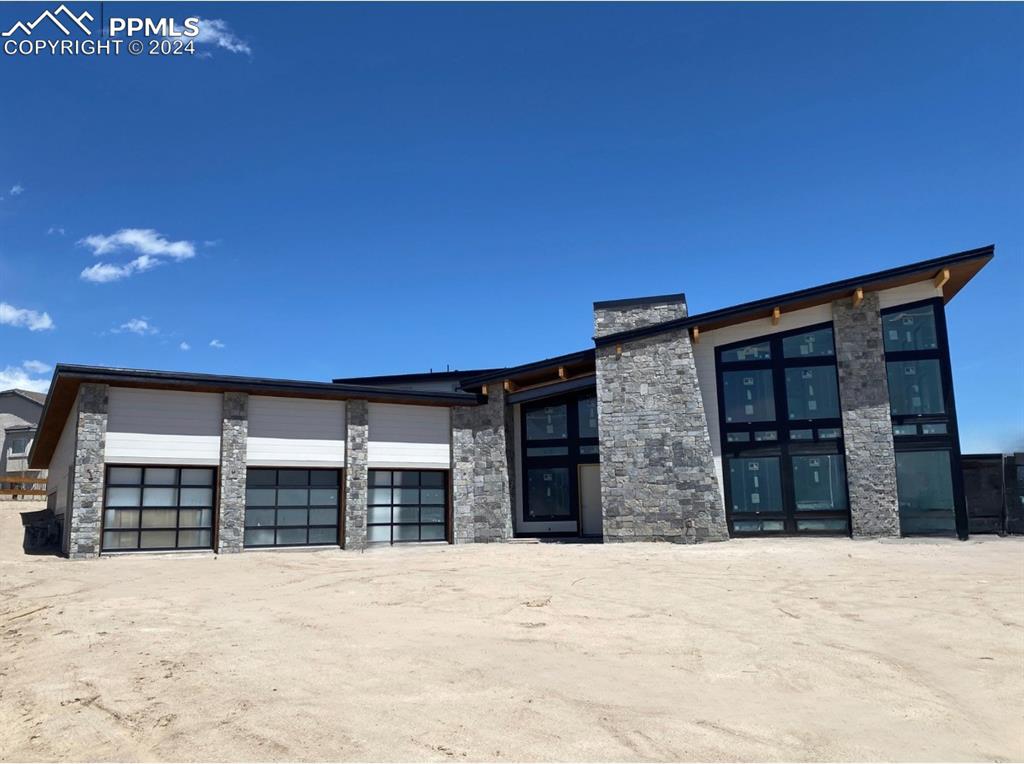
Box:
28, 245, 993, 558
1, 388, 47, 477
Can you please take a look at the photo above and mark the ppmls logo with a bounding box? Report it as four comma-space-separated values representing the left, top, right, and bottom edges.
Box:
1, 4, 92, 37
2, 4, 200, 57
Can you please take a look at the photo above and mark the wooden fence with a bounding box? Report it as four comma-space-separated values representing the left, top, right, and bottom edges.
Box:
0, 475, 47, 498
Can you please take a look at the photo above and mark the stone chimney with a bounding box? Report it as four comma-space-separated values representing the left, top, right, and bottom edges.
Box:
593, 293, 687, 338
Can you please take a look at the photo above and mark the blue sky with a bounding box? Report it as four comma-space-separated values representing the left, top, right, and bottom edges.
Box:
0, 2, 1020, 452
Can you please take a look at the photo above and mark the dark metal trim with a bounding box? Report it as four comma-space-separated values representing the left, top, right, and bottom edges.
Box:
332, 368, 504, 386
507, 375, 597, 404
592, 292, 686, 310
458, 349, 596, 389
594, 245, 994, 348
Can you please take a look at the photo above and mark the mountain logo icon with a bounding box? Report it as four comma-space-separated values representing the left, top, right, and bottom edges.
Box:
2, 4, 93, 37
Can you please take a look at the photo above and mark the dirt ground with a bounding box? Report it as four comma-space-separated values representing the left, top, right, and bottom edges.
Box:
1, 500, 1022, 763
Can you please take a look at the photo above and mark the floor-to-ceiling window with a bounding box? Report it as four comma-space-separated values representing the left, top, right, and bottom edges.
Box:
520, 390, 600, 535
244, 468, 341, 547
716, 324, 850, 536
881, 298, 966, 537
101, 466, 216, 551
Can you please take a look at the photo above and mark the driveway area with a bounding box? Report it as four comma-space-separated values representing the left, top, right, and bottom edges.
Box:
1, 500, 1022, 762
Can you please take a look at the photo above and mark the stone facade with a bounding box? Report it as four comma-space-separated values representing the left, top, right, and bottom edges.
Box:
217, 392, 248, 554
344, 399, 369, 550
68, 383, 108, 559
833, 293, 901, 538
595, 329, 728, 544
593, 295, 686, 338
452, 387, 514, 543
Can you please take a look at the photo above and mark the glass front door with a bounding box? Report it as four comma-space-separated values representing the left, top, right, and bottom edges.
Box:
519, 390, 599, 535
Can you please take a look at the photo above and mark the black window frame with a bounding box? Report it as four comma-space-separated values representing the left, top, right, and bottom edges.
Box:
243, 468, 342, 548
715, 322, 851, 537
366, 468, 449, 544
880, 297, 968, 538
519, 389, 600, 526
101, 465, 217, 552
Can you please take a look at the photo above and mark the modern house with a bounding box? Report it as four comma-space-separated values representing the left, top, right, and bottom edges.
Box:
28, 245, 993, 558
1, 388, 46, 477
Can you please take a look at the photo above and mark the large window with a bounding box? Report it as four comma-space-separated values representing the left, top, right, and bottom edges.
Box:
519, 389, 600, 532
367, 470, 447, 544
881, 299, 965, 537
895, 451, 956, 534
244, 469, 340, 547
102, 466, 215, 551
716, 323, 849, 536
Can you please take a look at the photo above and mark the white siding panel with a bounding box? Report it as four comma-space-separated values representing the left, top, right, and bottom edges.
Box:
106, 388, 221, 465
876, 281, 944, 309
368, 403, 451, 469
693, 302, 834, 510
46, 401, 78, 518
247, 396, 345, 467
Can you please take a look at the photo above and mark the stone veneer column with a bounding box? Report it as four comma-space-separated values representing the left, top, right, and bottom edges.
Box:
217, 392, 248, 554
68, 383, 108, 559
833, 293, 901, 538
344, 400, 369, 550
593, 294, 727, 544
451, 388, 513, 543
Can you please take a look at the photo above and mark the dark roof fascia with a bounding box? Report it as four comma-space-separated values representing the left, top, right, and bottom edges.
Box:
4, 423, 35, 432
47, 365, 484, 405
332, 368, 505, 386
506, 375, 597, 405
593, 292, 686, 310
593, 245, 995, 348
458, 349, 596, 389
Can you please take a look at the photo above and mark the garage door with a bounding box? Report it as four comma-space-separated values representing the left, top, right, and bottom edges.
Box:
243, 468, 341, 547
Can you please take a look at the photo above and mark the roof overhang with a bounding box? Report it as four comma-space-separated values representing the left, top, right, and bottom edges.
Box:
593, 245, 994, 348
29, 365, 483, 469
459, 349, 596, 394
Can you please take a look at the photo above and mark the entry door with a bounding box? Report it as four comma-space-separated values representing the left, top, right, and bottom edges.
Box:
578, 464, 603, 537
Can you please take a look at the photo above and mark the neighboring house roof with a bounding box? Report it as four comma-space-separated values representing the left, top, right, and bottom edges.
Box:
0, 389, 47, 406
458, 349, 596, 391
332, 368, 505, 393
4, 424, 35, 433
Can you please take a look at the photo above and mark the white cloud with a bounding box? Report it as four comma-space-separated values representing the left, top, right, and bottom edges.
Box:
209, 339, 225, 349
193, 19, 251, 55
179, 341, 191, 351
81, 262, 131, 283
80, 228, 195, 260
78, 229, 195, 283
0, 361, 51, 394
47, 226, 65, 236
9, 184, 24, 196
22, 360, 51, 374
113, 317, 158, 336
0, 302, 55, 331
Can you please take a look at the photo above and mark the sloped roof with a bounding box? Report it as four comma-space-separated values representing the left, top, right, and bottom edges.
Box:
1, 389, 47, 406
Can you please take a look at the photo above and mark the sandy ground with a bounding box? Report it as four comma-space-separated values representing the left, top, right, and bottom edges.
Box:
1, 500, 1022, 763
